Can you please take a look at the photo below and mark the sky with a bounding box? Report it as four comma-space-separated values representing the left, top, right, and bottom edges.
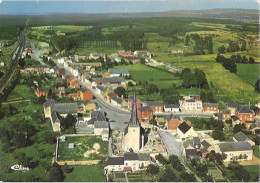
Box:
0, 0, 258, 15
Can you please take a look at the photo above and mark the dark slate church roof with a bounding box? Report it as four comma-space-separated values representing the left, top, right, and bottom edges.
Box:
52, 103, 78, 114
104, 157, 124, 166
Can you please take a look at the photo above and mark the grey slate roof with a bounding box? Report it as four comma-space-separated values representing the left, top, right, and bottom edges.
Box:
193, 137, 200, 146
51, 110, 60, 122
139, 106, 152, 112
218, 141, 252, 152
96, 85, 107, 92
214, 113, 223, 121
233, 132, 248, 142
164, 104, 180, 109
178, 122, 191, 134
237, 106, 254, 114
186, 99, 196, 102
101, 76, 125, 84
185, 149, 198, 157
124, 153, 139, 161
108, 68, 129, 75
112, 97, 123, 104
52, 103, 78, 114
44, 99, 56, 108
223, 109, 231, 114
94, 121, 109, 128
128, 93, 140, 127
203, 103, 218, 108
231, 115, 240, 121
138, 153, 151, 161
227, 102, 241, 108
104, 157, 124, 166
143, 101, 163, 106
201, 140, 211, 149
166, 114, 179, 122
91, 110, 106, 122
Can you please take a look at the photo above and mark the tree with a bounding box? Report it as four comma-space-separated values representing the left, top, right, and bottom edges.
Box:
146, 84, 159, 94
191, 158, 197, 167
114, 86, 126, 97
212, 130, 225, 141
48, 162, 64, 182
216, 54, 226, 63
233, 124, 245, 133
222, 58, 237, 73
60, 114, 77, 131
241, 56, 248, 64
47, 89, 53, 99
155, 153, 168, 165
218, 45, 226, 53
159, 165, 176, 182
249, 57, 255, 64
168, 155, 183, 171
255, 79, 260, 93
240, 39, 247, 51
149, 119, 157, 126
18, 58, 25, 68
140, 57, 145, 64
146, 164, 159, 175
180, 172, 196, 182
15, 152, 30, 167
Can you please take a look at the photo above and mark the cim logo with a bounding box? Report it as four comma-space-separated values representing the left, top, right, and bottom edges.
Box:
10, 165, 29, 172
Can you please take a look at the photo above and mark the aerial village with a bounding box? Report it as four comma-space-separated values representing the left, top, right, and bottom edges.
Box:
17, 45, 259, 180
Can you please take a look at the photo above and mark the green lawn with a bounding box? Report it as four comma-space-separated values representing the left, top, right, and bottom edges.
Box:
7, 84, 36, 101
64, 165, 105, 182
58, 136, 108, 161
253, 145, 259, 158
237, 63, 259, 86
208, 166, 226, 181
244, 165, 260, 182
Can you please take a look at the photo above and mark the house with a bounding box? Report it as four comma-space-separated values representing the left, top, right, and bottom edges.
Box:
200, 140, 214, 158
213, 110, 231, 122
236, 106, 255, 126
107, 92, 116, 103
87, 109, 107, 128
80, 88, 93, 101
26, 49, 32, 54
166, 114, 181, 130
227, 102, 242, 115
119, 50, 132, 57
94, 121, 109, 141
142, 101, 164, 114
233, 132, 255, 146
231, 116, 241, 127
104, 153, 153, 173
180, 97, 202, 112
96, 85, 108, 96
182, 137, 201, 158
100, 77, 127, 89
108, 68, 129, 77
128, 95, 141, 109
137, 106, 153, 121
101, 70, 110, 78
48, 103, 78, 132
177, 121, 198, 140
134, 51, 147, 57
55, 87, 66, 97
67, 92, 80, 101
215, 141, 253, 161
35, 87, 47, 97
111, 96, 124, 108
43, 99, 56, 118
69, 79, 79, 89
203, 103, 218, 113
82, 100, 96, 112
164, 104, 180, 112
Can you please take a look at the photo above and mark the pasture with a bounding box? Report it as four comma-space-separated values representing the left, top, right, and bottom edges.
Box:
243, 165, 260, 182
237, 63, 259, 85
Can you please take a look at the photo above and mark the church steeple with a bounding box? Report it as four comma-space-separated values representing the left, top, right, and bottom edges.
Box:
129, 93, 139, 126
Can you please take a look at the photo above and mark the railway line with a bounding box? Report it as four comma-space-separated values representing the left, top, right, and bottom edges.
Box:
0, 33, 26, 94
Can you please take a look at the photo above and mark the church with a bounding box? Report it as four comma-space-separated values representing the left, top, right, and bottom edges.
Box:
122, 93, 145, 152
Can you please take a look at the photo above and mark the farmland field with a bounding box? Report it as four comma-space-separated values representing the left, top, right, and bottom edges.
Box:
58, 136, 108, 161
237, 63, 259, 85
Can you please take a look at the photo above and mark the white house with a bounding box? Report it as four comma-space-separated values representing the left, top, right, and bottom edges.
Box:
177, 122, 198, 140
164, 104, 180, 112
57, 58, 65, 65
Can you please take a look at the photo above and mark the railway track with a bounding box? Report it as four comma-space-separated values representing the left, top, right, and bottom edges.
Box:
0, 33, 26, 94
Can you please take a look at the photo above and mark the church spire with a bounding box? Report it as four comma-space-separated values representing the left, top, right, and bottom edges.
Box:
129, 93, 139, 126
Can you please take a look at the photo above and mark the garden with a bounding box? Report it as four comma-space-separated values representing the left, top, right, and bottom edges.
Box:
58, 136, 108, 161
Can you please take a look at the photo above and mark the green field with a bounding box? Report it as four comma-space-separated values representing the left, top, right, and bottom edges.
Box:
58, 136, 108, 161
64, 165, 105, 182
243, 165, 260, 182
208, 166, 226, 182
237, 63, 259, 85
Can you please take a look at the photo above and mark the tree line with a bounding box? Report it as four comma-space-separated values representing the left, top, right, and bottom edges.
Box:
216, 54, 237, 73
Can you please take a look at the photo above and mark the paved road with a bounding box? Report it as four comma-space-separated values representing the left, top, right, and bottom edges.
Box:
155, 113, 213, 118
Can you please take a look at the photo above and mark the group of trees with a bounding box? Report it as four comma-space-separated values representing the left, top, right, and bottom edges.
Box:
218, 39, 247, 54
230, 54, 255, 64
190, 158, 213, 181
208, 151, 226, 165
160, 84, 181, 104
216, 54, 237, 73
181, 68, 208, 89
146, 154, 196, 182
189, 34, 213, 54
60, 114, 77, 133
227, 160, 251, 181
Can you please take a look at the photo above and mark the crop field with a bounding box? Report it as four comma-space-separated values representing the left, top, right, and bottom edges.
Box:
64, 165, 105, 182
31, 25, 93, 33
237, 64, 259, 85
58, 136, 108, 161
